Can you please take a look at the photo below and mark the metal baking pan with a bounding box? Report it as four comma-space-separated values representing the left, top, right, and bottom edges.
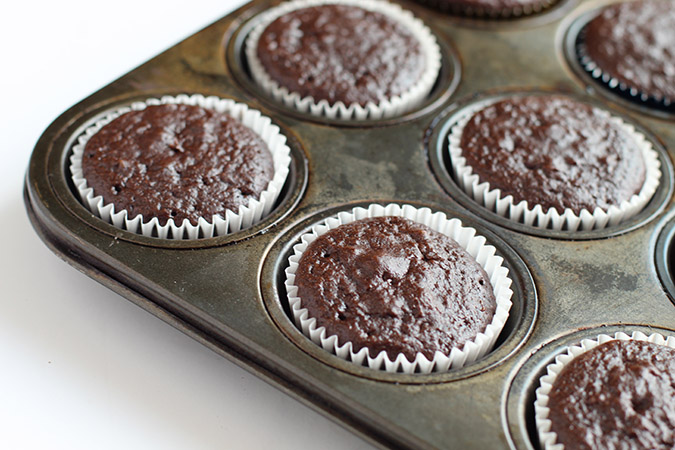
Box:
24, 0, 675, 447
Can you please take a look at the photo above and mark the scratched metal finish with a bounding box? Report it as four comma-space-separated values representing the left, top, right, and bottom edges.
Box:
25, 0, 675, 448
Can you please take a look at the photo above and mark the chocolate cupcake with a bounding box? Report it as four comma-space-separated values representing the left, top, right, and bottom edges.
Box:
245, 0, 441, 120
284, 204, 513, 373
449, 94, 661, 231
69, 95, 291, 239
579, 0, 675, 109
413, 0, 558, 18
535, 331, 675, 449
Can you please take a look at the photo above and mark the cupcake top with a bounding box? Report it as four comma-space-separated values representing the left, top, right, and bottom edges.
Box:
255, 4, 426, 106
423, 0, 551, 16
458, 95, 646, 215
583, 0, 675, 103
546, 339, 675, 449
294, 216, 497, 360
81, 103, 274, 226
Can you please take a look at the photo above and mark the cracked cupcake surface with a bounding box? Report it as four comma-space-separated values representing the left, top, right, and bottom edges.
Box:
256, 4, 426, 106
583, 0, 675, 103
294, 216, 496, 360
458, 95, 646, 215
420, 0, 555, 16
81, 103, 274, 226
547, 339, 675, 449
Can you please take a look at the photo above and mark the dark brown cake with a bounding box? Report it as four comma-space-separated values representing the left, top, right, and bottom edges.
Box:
583, 0, 675, 103
82, 103, 274, 226
294, 216, 496, 360
458, 95, 646, 215
418, 0, 552, 16
547, 339, 675, 449
256, 4, 426, 106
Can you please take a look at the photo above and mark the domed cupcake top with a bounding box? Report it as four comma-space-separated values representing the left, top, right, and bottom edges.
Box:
417, 0, 556, 17
82, 103, 274, 227
246, 0, 441, 120
458, 95, 646, 215
294, 215, 496, 360
256, 4, 426, 107
541, 338, 675, 449
583, 0, 675, 104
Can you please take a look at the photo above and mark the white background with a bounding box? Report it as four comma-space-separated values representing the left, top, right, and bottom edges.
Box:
2, 1, 374, 448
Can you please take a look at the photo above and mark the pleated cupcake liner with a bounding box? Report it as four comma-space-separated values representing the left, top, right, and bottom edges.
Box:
576, 28, 674, 111
245, 0, 442, 120
284, 203, 514, 374
69, 94, 291, 239
448, 97, 661, 231
534, 330, 675, 449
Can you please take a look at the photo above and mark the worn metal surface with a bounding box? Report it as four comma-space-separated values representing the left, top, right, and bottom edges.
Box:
25, 0, 675, 448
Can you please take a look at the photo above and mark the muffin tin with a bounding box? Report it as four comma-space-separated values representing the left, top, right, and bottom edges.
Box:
24, 0, 675, 448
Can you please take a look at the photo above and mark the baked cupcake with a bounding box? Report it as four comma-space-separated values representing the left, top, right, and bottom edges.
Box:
412, 0, 558, 18
69, 95, 291, 239
448, 94, 661, 231
245, 0, 441, 120
284, 203, 513, 373
579, 0, 675, 109
535, 331, 675, 449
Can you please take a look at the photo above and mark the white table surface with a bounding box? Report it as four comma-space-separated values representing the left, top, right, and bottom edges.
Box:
1, 2, 375, 448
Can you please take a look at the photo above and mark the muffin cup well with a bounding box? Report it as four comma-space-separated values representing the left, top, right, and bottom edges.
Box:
245, 0, 442, 121
69, 94, 292, 239
534, 331, 675, 449
448, 98, 661, 232
284, 203, 514, 374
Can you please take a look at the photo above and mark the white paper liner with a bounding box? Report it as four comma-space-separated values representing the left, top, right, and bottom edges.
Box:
577, 41, 674, 107
69, 94, 292, 239
245, 0, 442, 121
577, 12, 673, 108
284, 203, 514, 374
534, 330, 675, 450
448, 97, 662, 231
